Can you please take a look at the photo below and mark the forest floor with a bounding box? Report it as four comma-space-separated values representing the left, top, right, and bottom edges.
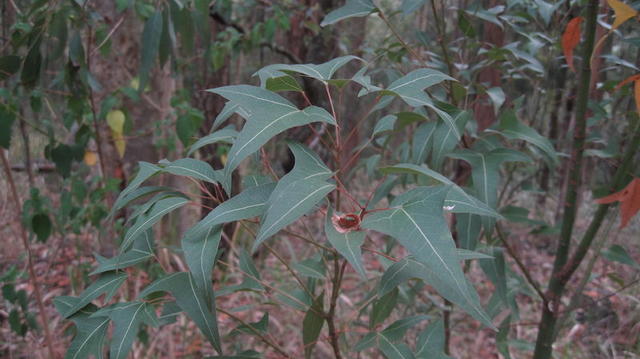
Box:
1, 170, 640, 359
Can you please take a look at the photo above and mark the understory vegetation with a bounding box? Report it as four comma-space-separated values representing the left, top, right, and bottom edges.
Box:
1, 0, 640, 358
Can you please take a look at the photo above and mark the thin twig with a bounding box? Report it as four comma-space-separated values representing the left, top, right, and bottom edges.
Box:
217, 307, 293, 358
89, 15, 125, 56
263, 243, 313, 298
326, 259, 347, 359
1, 149, 57, 359
378, 11, 425, 64
495, 223, 547, 302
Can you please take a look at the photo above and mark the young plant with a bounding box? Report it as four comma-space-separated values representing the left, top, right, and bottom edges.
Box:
56, 55, 514, 358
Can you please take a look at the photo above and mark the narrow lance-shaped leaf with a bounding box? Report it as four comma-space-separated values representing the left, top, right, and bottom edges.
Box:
489, 110, 559, 166
412, 121, 436, 164
182, 182, 276, 305
255, 56, 362, 85
380, 315, 430, 342
354, 332, 378, 352
91, 229, 154, 274
303, 292, 325, 359
208, 85, 335, 193
448, 149, 531, 211
324, 208, 367, 278
457, 248, 493, 260
479, 247, 508, 305
158, 301, 181, 326
321, 0, 378, 26
211, 102, 240, 131
266, 75, 304, 92
378, 334, 416, 359
382, 71, 459, 139
378, 256, 493, 329
237, 248, 265, 291
109, 185, 173, 218
386, 69, 454, 99
486, 87, 505, 115
380, 164, 502, 218
160, 158, 221, 184
293, 257, 326, 279
114, 162, 161, 201
230, 312, 269, 337
456, 213, 482, 250
62, 272, 128, 318
352, 67, 382, 96
602, 244, 640, 269
363, 186, 494, 329
139, 11, 163, 92
254, 143, 335, 251
139, 272, 222, 353
187, 128, 237, 156
126, 191, 188, 225
123, 196, 189, 250
54, 297, 109, 359
415, 319, 451, 359
182, 225, 222, 307
496, 315, 512, 359
92, 301, 158, 359
430, 108, 470, 169
189, 182, 276, 237
370, 289, 399, 328
448, 148, 530, 234
372, 115, 397, 137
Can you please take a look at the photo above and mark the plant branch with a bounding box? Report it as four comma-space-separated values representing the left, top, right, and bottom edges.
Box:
430, 0, 457, 105
217, 307, 293, 358
86, 26, 107, 186
263, 242, 314, 298
553, 208, 616, 337
495, 224, 546, 301
378, 10, 424, 64
1, 149, 57, 359
532, 0, 600, 356
326, 259, 347, 359
556, 120, 640, 286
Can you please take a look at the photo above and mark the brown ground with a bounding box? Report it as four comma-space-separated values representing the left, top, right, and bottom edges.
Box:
1, 169, 639, 359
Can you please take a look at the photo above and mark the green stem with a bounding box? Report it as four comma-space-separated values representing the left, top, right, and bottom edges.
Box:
495, 224, 546, 301
264, 242, 314, 298
430, 0, 457, 106
532, 0, 599, 357
217, 307, 292, 358
378, 11, 425, 64
553, 208, 616, 337
556, 121, 640, 285
326, 259, 346, 359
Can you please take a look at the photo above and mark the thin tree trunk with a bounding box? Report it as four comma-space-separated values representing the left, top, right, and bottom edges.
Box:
532, 0, 599, 356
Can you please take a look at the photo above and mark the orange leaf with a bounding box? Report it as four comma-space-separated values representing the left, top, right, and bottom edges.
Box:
595, 178, 640, 228
607, 0, 638, 30
562, 17, 584, 73
614, 74, 640, 114
614, 73, 640, 90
